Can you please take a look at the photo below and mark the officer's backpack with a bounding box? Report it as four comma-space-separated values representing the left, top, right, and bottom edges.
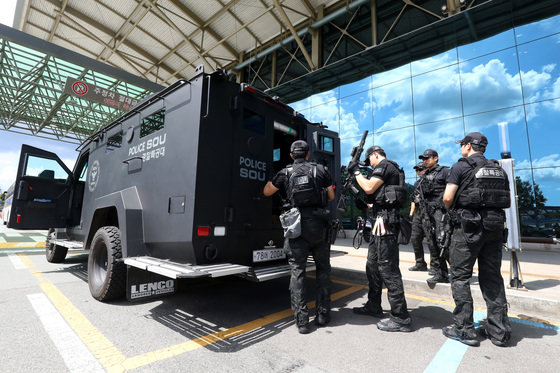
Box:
456, 157, 510, 209
286, 162, 324, 207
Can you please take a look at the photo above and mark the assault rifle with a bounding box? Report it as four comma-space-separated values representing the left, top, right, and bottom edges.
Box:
417, 179, 439, 253
337, 130, 368, 211
438, 212, 453, 258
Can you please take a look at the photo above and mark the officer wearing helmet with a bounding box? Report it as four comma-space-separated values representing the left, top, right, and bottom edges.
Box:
409, 162, 429, 272
348, 145, 411, 332
441, 132, 511, 347
263, 140, 335, 334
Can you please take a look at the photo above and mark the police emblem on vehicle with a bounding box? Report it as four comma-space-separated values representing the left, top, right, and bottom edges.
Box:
88, 160, 100, 192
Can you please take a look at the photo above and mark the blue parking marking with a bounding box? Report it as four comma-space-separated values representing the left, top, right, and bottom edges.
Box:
425, 310, 558, 373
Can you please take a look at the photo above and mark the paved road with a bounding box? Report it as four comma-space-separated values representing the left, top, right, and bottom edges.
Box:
1, 245, 559, 372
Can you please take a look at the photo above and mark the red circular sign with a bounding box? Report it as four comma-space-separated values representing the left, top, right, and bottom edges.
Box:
72, 81, 88, 96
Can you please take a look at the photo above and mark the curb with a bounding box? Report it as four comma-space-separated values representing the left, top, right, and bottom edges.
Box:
330, 267, 560, 322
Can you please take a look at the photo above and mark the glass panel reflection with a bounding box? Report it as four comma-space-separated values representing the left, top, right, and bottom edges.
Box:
525, 101, 560, 168
517, 34, 560, 103
460, 47, 523, 115
463, 107, 529, 162
458, 29, 515, 62
372, 79, 413, 132
414, 118, 464, 168
339, 90, 373, 136
412, 64, 462, 124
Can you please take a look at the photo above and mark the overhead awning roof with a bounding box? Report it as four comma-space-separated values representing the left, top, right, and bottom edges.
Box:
3, 0, 560, 142
0, 23, 163, 143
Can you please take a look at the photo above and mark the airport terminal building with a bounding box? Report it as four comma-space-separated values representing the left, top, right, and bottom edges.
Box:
291, 14, 560, 238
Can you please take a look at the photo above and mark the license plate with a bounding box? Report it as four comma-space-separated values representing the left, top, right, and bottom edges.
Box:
253, 248, 286, 263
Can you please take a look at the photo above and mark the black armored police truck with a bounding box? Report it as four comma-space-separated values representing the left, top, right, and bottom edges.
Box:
7, 68, 340, 302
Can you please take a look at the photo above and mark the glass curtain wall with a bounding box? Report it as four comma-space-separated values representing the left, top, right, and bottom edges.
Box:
291, 15, 560, 238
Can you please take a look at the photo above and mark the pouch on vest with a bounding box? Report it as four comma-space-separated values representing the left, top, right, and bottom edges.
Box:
384, 185, 407, 207
398, 215, 412, 245
459, 209, 483, 244
280, 207, 301, 238
481, 209, 505, 231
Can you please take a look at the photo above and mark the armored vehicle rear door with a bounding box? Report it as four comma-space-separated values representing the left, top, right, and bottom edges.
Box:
7, 145, 73, 229
230, 105, 272, 230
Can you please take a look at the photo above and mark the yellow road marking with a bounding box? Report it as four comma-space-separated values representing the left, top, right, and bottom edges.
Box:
120, 284, 365, 370
19, 254, 127, 372
0, 242, 44, 249
16, 252, 560, 372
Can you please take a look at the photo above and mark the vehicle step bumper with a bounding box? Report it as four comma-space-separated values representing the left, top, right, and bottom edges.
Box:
239, 261, 316, 282
124, 256, 250, 279
49, 239, 84, 249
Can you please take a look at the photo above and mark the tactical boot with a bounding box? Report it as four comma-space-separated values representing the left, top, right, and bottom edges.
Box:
442, 326, 480, 346
296, 314, 311, 334
376, 319, 412, 332
427, 274, 450, 285
476, 324, 508, 347
315, 313, 330, 327
298, 323, 311, 334
408, 263, 428, 271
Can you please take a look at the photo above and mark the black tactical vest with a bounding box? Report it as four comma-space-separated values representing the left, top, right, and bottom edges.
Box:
455, 157, 510, 209
422, 165, 448, 198
368, 160, 407, 208
286, 162, 324, 207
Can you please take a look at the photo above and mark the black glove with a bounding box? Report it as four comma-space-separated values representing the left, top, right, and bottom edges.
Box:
347, 161, 360, 175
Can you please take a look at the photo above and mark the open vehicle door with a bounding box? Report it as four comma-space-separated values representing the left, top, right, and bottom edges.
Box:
7, 145, 73, 230
306, 123, 341, 211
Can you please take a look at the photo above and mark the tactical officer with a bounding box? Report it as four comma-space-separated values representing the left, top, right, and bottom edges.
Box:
263, 140, 335, 334
418, 149, 450, 284
348, 146, 411, 332
442, 132, 511, 347
409, 162, 428, 272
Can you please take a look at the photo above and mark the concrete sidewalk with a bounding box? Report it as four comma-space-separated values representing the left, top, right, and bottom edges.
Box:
329, 236, 560, 323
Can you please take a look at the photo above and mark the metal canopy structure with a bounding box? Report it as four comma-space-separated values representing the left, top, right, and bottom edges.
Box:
0, 23, 163, 143
2, 0, 560, 141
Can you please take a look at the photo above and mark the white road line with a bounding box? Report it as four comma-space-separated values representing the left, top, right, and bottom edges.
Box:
0, 237, 6, 243
27, 293, 105, 373
0, 249, 43, 255
8, 254, 26, 269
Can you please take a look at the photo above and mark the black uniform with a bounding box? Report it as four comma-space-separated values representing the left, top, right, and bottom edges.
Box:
410, 179, 427, 268
420, 165, 450, 279
364, 159, 410, 325
447, 153, 511, 344
271, 158, 332, 327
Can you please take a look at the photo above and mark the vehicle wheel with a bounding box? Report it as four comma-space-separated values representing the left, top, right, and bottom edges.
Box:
88, 226, 126, 301
45, 228, 68, 263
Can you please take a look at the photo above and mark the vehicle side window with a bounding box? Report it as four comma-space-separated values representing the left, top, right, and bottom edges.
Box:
106, 132, 123, 152
25, 155, 70, 182
243, 108, 265, 136
320, 135, 334, 153
141, 108, 165, 138
79, 161, 88, 182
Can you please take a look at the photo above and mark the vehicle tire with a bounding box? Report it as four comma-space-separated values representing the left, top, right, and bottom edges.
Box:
45, 228, 68, 263
88, 226, 126, 301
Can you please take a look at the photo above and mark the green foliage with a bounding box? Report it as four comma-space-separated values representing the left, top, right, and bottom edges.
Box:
515, 176, 546, 210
